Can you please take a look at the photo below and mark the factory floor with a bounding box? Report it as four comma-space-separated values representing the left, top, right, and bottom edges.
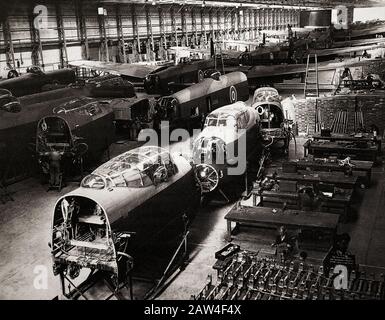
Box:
1, 135, 385, 300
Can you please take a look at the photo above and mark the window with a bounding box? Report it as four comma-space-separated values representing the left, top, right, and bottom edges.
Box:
160, 152, 177, 177
81, 147, 176, 189
123, 170, 152, 188
205, 117, 218, 127
81, 174, 107, 189
85, 103, 102, 116
205, 115, 236, 128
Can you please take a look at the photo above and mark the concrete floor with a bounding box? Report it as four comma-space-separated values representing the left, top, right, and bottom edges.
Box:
1, 134, 385, 300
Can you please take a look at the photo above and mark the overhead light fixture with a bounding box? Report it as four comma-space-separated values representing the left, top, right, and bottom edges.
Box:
202, 0, 205, 8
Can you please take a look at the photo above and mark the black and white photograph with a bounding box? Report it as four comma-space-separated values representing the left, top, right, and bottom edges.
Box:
1, 0, 385, 307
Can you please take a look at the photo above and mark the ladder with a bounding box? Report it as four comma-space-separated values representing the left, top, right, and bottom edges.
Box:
304, 53, 319, 98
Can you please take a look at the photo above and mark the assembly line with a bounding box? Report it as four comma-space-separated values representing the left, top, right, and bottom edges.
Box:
1, 0, 385, 302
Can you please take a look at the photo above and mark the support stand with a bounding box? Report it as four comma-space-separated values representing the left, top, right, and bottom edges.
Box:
47, 173, 63, 192
57, 267, 133, 300
144, 214, 190, 300
241, 162, 249, 199
217, 188, 230, 203
55, 239, 134, 300
201, 187, 231, 206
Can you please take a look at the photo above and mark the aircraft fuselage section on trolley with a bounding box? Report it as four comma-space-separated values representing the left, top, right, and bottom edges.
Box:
0, 67, 76, 97
192, 102, 261, 194
154, 71, 249, 131
50, 146, 198, 295
35, 97, 115, 183
252, 87, 288, 147
0, 88, 88, 184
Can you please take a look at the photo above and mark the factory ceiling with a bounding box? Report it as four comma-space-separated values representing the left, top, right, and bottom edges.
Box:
98, 0, 385, 9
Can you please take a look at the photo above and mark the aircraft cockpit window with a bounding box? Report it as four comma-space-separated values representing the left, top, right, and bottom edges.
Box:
253, 89, 280, 105
159, 97, 177, 109
53, 98, 95, 115
27, 66, 43, 75
159, 152, 177, 177
0, 97, 21, 113
81, 174, 107, 189
81, 148, 175, 189
54, 107, 66, 114
123, 170, 152, 188
205, 117, 218, 127
85, 103, 102, 117
205, 115, 236, 128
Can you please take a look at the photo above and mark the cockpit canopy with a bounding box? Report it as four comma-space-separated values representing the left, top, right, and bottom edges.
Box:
53, 97, 102, 117
203, 103, 255, 131
156, 97, 178, 119
144, 73, 160, 86
0, 89, 21, 113
86, 74, 122, 86
203, 69, 221, 80
204, 114, 237, 128
27, 65, 44, 75
253, 87, 281, 105
81, 146, 178, 189
158, 97, 178, 109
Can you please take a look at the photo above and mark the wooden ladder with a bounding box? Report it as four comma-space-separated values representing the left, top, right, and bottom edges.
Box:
304, 53, 319, 98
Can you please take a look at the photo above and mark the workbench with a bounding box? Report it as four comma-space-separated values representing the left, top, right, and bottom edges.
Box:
303, 140, 378, 162
312, 133, 381, 153
251, 188, 353, 222
267, 169, 358, 189
283, 158, 374, 185
224, 205, 339, 250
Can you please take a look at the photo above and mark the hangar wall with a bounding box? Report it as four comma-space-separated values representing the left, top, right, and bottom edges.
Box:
0, 0, 300, 77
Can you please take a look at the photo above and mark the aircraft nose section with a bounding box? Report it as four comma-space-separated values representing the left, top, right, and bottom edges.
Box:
194, 164, 220, 193
193, 136, 227, 166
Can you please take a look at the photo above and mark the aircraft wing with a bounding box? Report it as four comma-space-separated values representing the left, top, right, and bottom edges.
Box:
69, 60, 166, 80
310, 43, 385, 57
333, 37, 385, 48
351, 24, 385, 38
247, 58, 383, 78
